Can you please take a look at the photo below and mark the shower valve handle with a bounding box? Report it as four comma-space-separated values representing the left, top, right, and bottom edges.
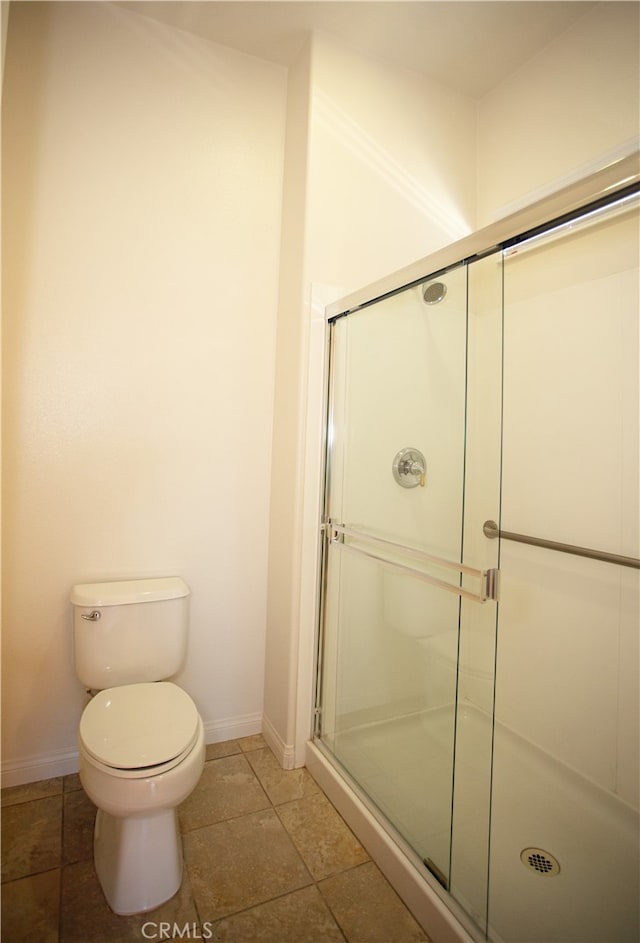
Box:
407, 461, 426, 486
392, 448, 427, 489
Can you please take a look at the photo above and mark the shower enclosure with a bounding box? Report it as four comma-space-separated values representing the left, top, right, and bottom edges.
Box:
311, 156, 639, 943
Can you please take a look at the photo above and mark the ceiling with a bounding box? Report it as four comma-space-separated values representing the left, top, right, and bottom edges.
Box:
116, 1, 598, 98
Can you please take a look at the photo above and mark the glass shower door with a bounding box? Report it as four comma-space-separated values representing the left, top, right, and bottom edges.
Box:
315, 172, 639, 943
317, 264, 486, 893
487, 194, 640, 943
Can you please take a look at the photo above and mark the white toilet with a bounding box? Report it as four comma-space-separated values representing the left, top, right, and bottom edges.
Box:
71, 577, 205, 916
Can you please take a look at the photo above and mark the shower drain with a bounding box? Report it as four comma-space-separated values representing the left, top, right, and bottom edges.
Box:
520, 847, 561, 876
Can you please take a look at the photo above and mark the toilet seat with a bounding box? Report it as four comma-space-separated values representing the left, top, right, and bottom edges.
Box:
80, 681, 200, 778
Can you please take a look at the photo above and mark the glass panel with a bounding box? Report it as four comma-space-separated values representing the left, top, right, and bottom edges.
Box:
321, 544, 461, 883
449, 251, 503, 935
489, 197, 640, 942
319, 266, 469, 889
329, 267, 469, 557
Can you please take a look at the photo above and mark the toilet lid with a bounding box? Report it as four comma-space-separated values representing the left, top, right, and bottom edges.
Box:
80, 682, 200, 771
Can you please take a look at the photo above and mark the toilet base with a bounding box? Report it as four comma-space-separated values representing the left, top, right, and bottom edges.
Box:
94, 807, 183, 915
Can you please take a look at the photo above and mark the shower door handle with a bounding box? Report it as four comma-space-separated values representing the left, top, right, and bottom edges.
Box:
323, 523, 499, 602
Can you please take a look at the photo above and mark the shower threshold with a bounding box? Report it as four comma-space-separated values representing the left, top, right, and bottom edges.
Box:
305, 737, 479, 943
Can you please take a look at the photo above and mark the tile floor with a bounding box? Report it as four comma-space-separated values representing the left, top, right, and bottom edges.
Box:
1, 735, 430, 942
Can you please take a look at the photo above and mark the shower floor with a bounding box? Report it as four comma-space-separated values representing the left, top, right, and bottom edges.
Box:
328, 706, 639, 943
329, 708, 455, 882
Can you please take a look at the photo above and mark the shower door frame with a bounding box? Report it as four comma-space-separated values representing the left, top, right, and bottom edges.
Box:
302, 153, 640, 943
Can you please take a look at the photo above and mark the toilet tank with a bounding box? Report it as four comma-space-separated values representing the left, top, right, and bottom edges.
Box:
71, 577, 190, 690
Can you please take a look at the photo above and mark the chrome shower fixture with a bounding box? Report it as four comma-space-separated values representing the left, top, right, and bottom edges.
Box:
392, 447, 426, 488
422, 281, 447, 304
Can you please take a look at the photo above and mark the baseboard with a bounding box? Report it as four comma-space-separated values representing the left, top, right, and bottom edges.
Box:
1, 748, 80, 788
261, 713, 296, 769
202, 712, 262, 745
1, 711, 264, 789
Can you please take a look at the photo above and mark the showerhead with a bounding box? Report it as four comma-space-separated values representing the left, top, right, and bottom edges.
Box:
422, 281, 447, 305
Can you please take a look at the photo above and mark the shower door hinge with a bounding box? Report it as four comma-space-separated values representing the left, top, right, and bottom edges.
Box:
484, 568, 500, 602
322, 521, 344, 544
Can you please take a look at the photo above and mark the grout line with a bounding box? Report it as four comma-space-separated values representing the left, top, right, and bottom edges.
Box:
1, 744, 423, 943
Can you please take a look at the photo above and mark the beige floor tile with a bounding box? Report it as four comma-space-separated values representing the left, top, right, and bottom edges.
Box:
1, 777, 62, 807
62, 789, 96, 865
0, 868, 60, 943
319, 861, 430, 943
178, 753, 270, 832
184, 808, 312, 921
276, 791, 369, 881
1, 744, 432, 943
63, 773, 83, 793
246, 747, 322, 806
60, 858, 198, 943
205, 740, 242, 761
237, 733, 267, 752
1, 794, 63, 882
209, 884, 345, 942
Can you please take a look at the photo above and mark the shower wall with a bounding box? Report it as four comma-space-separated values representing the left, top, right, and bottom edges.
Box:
497, 211, 639, 798
489, 198, 639, 943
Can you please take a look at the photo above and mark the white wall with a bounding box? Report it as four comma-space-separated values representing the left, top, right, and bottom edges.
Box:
476, 2, 640, 223
2, 4, 479, 783
263, 32, 478, 765
262, 37, 313, 764
1, 1, 287, 784
306, 32, 476, 291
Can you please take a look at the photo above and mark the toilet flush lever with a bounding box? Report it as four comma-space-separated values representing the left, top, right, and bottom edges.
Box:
82, 610, 101, 621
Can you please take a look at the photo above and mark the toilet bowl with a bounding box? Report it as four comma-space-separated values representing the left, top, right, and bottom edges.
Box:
78, 681, 205, 915
71, 577, 204, 915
